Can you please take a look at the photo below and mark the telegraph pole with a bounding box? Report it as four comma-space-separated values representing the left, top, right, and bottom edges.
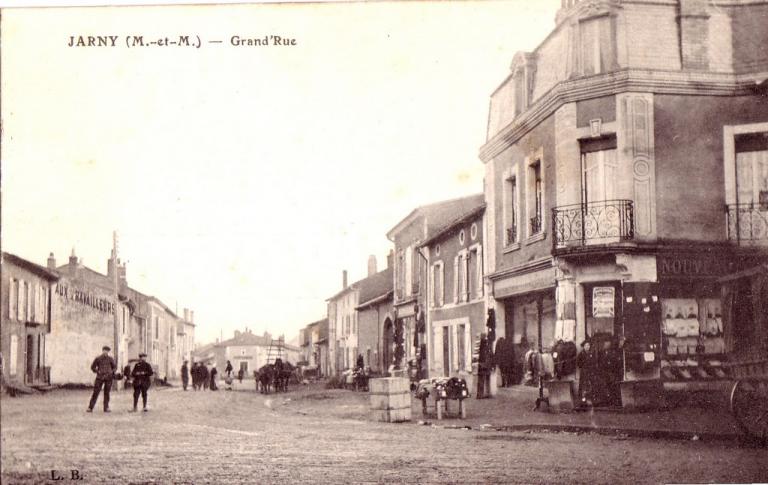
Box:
112, 231, 120, 381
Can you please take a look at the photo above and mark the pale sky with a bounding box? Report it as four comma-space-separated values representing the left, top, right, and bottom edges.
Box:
1, 0, 561, 345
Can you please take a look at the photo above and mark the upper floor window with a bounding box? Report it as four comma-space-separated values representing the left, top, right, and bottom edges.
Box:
468, 247, 482, 300
735, 133, 768, 207
579, 15, 616, 76
505, 174, 519, 246
155, 316, 160, 340
581, 136, 618, 204
431, 262, 444, 308
528, 159, 544, 236
724, 124, 768, 244
8, 278, 18, 320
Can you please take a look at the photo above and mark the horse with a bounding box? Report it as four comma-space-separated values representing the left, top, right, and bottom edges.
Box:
256, 364, 275, 394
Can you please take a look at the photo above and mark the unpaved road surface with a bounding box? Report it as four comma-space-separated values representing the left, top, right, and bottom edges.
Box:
2, 384, 766, 484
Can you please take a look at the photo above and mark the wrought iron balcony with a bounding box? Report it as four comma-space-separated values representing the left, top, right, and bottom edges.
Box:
552, 199, 634, 249
726, 203, 768, 243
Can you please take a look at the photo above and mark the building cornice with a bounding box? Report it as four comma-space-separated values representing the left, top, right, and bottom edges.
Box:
486, 257, 554, 282
480, 69, 768, 162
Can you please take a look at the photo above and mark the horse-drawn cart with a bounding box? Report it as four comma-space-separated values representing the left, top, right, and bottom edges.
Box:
720, 264, 768, 442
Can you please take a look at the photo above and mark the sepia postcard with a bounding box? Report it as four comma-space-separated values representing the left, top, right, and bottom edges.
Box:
1, 0, 767, 483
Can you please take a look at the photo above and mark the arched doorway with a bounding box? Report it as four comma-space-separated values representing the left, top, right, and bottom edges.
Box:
382, 318, 394, 375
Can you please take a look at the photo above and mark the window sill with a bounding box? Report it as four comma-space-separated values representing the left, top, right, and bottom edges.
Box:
503, 242, 521, 254
525, 232, 546, 245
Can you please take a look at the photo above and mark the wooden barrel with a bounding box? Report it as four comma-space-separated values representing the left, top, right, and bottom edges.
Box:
369, 377, 412, 423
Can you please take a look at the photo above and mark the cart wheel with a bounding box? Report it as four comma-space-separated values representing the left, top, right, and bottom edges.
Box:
730, 379, 768, 442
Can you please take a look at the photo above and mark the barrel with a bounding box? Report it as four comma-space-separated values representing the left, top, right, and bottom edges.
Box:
369, 377, 412, 423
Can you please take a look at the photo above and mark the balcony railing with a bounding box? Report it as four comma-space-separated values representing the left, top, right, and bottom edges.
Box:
726, 203, 768, 243
552, 199, 634, 249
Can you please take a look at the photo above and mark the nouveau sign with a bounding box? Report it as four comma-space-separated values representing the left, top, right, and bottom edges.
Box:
658, 255, 729, 278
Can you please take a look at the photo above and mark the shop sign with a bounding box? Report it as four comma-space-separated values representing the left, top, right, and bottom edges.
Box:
592, 287, 615, 318
56, 284, 115, 314
658, 255, 729, 278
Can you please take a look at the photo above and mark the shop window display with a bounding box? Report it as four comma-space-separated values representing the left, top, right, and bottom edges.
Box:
660, 297, 727, 380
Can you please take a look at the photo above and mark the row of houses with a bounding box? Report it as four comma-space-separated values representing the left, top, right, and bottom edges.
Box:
1, 249, 196, 387
299, 0, 768, 405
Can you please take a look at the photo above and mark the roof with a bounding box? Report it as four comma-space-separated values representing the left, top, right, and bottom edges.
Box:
419, 203, 485, 248
386, 194, 484, 241
2, 252, 60, 281
356, 267, 394, 308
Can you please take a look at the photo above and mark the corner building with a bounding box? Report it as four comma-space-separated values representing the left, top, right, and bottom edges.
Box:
481, 0, 768, 404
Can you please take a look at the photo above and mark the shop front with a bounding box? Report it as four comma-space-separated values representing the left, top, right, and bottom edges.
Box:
656, 251, 763, 391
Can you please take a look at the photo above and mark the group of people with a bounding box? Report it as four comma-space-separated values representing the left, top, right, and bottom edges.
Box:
87, 345, 154, 413
180, 361, 221, 391
576, 335, 624, 407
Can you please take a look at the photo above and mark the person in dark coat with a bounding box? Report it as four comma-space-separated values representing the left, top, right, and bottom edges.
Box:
225, 360, 234, 378
576, 340, 598, 406
494, 337, 516, 387
209, 365, 218, 391
131, 353, 154, 412
181, 361, 189, 391
193, 362, 201, 391
123, 363, 132, 390
87, 346, 117, 413
201, 364, 210, 390
476, 333, 492, 399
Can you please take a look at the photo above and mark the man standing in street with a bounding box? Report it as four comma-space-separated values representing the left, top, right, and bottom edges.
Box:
130, 353, 154, 412
87, 346, 116, 413
181, 360, 189, 391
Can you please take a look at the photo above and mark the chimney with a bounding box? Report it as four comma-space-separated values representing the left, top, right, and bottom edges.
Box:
387, 250, 394, 270
235, 330, 241, 338
68, 248, 78, 272
367, 255, 377, 277
47, 252, 56, 270
184, 308, 189, 322
190, 310, 194, 323
342, 270, 348, 289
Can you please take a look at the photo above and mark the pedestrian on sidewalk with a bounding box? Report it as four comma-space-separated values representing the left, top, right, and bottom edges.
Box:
576, 339, 597, 406
210, 364, 218, 391
475, 333, 492, 399
87, 346, 117, 413
131, 353, 154, 412
494, 337, 516, 387
225, 360, 233, 378
202, 364, 210, 390
181, 361, 189, 391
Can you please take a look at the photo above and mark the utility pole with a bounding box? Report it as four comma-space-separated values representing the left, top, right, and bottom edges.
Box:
112, 231, 120, 382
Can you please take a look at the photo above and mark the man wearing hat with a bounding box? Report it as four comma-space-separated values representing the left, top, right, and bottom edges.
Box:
87, 346, 117, 413
130, 353, 154, 412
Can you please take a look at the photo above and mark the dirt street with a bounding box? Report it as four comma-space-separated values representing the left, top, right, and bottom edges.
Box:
2, 383, 766, 484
